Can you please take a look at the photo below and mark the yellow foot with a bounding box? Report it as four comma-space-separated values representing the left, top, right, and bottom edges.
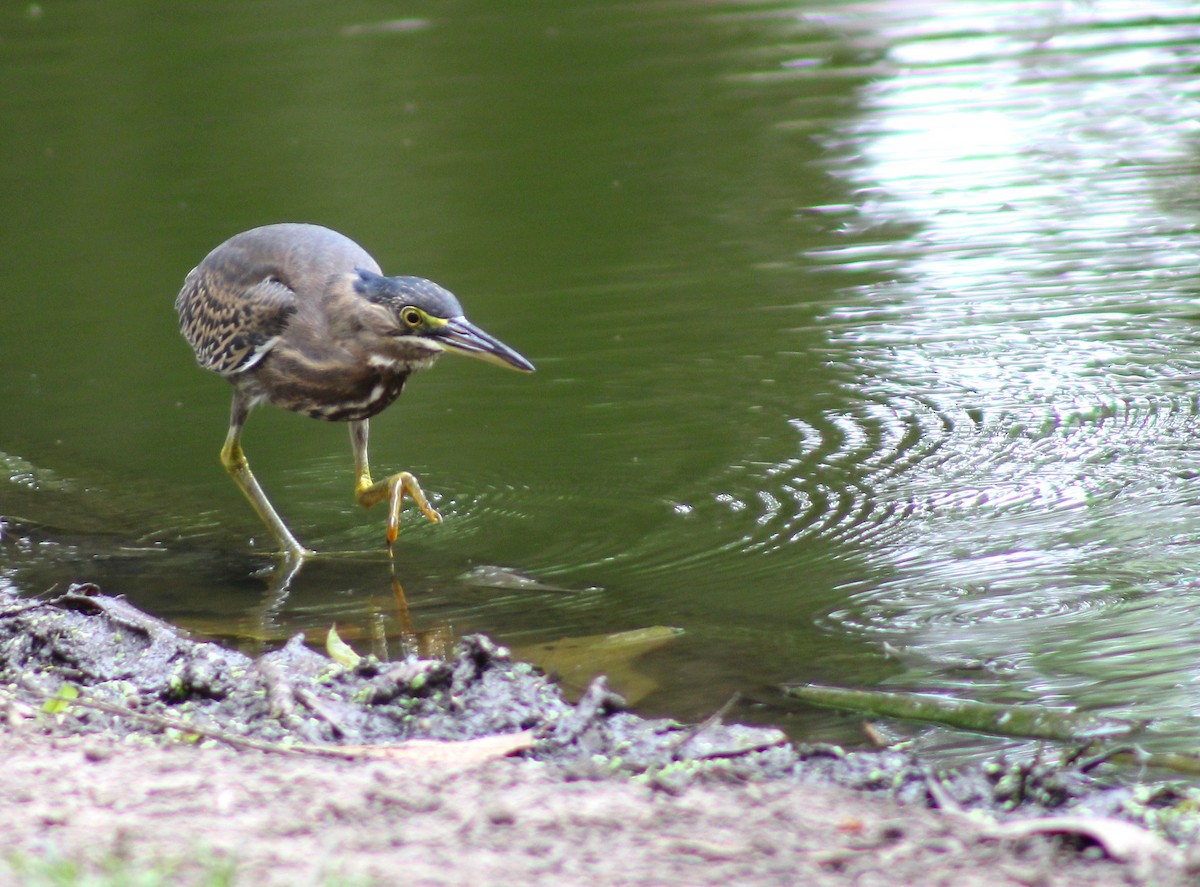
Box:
386, 471, 442, 550
356, 470, 442, 554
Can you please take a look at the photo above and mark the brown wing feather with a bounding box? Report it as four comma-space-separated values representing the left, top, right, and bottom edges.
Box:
176, 265, 297, 376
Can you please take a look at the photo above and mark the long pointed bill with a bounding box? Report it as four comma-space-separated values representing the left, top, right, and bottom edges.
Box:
437, 316, 535, 372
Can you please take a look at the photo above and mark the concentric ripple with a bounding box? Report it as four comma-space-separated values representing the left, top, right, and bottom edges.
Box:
662, 0, 1200, 738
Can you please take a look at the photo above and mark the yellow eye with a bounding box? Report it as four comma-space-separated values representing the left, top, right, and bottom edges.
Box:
401, 307, 423, 328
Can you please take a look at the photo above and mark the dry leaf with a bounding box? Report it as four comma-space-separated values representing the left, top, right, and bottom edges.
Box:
308, 729, 536, 766
987, 815, 1179, 864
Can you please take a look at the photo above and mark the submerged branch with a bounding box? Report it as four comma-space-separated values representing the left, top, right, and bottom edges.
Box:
783, 683, 1140, 742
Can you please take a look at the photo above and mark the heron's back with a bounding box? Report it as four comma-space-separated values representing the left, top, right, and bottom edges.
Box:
175, 224, 382, 376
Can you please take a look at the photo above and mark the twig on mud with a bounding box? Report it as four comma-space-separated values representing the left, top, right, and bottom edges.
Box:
917, 763, 1178, 868
294, 686, 359, 739
255, 659, 298, 723
921, 766, 967, 816
5, 683, 312, 756
0, 596, 56, 619
2, 684, 532, 764
669, 693, 740, 761
39, 690, 284, 751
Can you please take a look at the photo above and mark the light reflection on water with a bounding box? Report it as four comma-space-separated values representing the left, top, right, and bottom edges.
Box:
725, 0, 1200, 748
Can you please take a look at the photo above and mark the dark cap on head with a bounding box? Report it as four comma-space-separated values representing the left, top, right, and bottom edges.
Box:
353, 268, 465, 319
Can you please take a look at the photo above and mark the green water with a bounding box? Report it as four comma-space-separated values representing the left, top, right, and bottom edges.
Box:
5, 0, 1200, 757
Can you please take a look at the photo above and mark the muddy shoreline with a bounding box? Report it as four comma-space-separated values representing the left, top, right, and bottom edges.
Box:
0, 584, 1194, 885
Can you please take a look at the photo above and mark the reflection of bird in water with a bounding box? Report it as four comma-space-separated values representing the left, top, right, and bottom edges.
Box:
176, 223, 534, 561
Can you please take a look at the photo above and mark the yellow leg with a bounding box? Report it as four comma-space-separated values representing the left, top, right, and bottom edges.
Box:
349, 420, 441, 553
221, 393, 312, 562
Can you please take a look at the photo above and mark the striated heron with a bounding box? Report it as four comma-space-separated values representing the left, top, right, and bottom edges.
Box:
175, 223, 534, 561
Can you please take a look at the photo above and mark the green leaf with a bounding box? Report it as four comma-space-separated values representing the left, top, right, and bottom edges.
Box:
42, 682, 79, 715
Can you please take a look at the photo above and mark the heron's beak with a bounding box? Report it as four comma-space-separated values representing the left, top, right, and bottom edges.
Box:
436, 316, 535, 373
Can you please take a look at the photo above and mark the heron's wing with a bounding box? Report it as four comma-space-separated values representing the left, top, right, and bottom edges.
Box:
175, 264, 298, 377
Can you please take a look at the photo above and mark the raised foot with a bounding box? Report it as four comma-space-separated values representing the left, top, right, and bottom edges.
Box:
355, 470, 442, 552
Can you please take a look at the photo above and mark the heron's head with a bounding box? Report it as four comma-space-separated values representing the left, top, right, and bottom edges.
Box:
353, 269, 535, 373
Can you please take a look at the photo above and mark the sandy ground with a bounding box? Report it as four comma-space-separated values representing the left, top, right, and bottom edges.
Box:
0, 728, 1190, 887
